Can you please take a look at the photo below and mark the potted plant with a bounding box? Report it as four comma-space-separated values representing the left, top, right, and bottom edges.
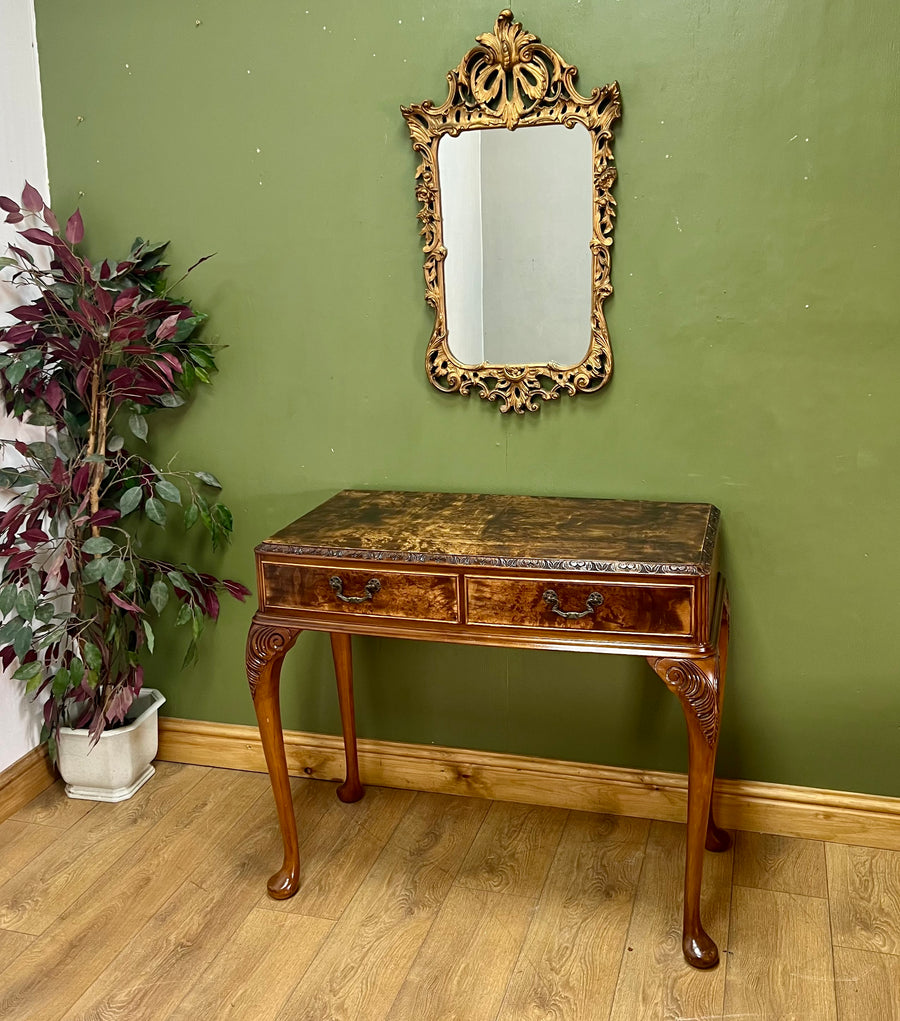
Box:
0, 182, 249, 800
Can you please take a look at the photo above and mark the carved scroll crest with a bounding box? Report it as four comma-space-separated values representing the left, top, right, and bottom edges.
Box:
401, 9, 621, 413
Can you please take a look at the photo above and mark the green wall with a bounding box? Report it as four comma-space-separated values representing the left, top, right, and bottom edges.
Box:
33, 1, 900, 796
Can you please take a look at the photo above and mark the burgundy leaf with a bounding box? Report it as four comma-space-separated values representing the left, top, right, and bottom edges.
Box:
89, 508, 121, 526
19, 227, 57, 247
60, 562, 70, 588
21, 182, 43, 212
0, 646, 16, 671
21, 528, 50, 544
156, 313, 179, 341
50, 458, 66, 485
113, 286, 140, 312
94, 285, 113, 316
0, 196, 20, 213
43, 205, 60, 231
133, 665, 144, 696
72, 463, 91, 496
223, 580, 251, 600
75, 366, 91, 399
65, 209, 84, 245
109, 591, 143, 614
5, 211, 24, 224
99, 259, 111, 280
45, 378, 64, 411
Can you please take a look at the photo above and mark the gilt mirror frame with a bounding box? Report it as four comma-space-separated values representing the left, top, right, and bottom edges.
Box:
401, 9, 621, 414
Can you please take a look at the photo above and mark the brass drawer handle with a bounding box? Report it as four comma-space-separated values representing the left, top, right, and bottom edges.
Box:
542, 589, 604, 620
329, 576, 381, 604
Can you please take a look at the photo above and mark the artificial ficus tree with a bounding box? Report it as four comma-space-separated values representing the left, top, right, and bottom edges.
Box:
0, 183, 249, 757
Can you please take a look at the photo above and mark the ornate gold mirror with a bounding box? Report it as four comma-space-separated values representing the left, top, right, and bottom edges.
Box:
402, 10, 621, 413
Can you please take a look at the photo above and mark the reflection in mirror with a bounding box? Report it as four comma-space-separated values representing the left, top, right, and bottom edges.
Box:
438, 124, 592, 367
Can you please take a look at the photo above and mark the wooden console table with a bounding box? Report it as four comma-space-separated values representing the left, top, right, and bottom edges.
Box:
246, 490, 731, 969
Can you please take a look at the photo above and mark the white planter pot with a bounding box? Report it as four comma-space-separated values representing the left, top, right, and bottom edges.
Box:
57, 688, 166, 802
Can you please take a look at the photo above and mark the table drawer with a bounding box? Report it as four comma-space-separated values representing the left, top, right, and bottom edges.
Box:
261, 561, 459, 623
465, 575, 693, 637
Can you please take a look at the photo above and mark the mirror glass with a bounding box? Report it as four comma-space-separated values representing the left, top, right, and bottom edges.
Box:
438, 124, 593, 367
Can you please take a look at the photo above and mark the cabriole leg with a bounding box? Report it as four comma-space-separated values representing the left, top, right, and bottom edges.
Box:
649, 590, 730, 968
330, 631, 364, 803
247, 615, 301, 899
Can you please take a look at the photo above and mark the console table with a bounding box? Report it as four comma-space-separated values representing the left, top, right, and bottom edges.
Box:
246, 490, 731, 969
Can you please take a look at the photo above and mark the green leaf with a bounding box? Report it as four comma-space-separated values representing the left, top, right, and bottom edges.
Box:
15, 589, 36, 621
26, 441, 56, 462
84, 642, 102, 671
158, 392, 185, 408
0, 256, 19, 270
0, 585, 17, 616
194, 471, 222, 489
21, 348, 43, 369
27, 413, 55, 427
175, 602, 192, 626
0, 616, 24, 645
13, 660, 43, 682
103, 557, 126, 589
167, 570, 189, 593
107, 434, 125, 452
25, 669, 44, 695
51, 667, 70, 698
5, 361, 27, 386
155, 479, 181, 504
58, 431, 79, 460
145, 497, 167, 526
150, 578, 169, 615
82, 536, 114, 555
119, 486, 143, 516
13, 624, 33, 660
142, 618, 155, 654
184, 502, 200, 530
81, 558, 107, 584
212, 503, 234, 532
35, 602, 55, 624
69, 657, 85, 687
128, 413, 148, 442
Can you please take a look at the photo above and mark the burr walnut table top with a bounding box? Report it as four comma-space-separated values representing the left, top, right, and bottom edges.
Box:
259, 489, 719, 576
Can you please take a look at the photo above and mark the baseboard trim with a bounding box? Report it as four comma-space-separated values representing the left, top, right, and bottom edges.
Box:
157, 717, 900, 851
0, 744, 56, 823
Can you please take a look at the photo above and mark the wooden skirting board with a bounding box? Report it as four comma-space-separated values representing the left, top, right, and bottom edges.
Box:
0, 744, 56, 823
156, 717, 900, 852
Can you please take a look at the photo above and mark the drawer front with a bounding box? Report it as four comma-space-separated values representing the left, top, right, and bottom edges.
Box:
465, 575, 693, 637
261, 561, 459, 623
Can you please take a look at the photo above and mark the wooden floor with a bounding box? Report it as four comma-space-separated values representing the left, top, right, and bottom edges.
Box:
1, 763, 899, 1020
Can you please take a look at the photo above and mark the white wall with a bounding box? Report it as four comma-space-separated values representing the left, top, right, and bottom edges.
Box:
0, 0, 51, 771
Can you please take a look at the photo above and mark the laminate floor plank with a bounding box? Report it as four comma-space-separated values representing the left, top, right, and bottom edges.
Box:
456, 800, 568, 900
263, 782, 416, 920
0, 928, 34, 976
610, 820, 733, 1021
734, 831, 828, 898
496, 813, 650, 1021
826, 842, 900, 955
0, 768, 265, 1021
387, 884, 535, 1021
0, 817, 67, 888
168, 909, 333, 1021
0, 761, 202, 935
58, 781, 288, 1021
833, 946, 900, 1021
724, 886, 837, 1021
9, 779, 96, 829
274, 792, 489, 1021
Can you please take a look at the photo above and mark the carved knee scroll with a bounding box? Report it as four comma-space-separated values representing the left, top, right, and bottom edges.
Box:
246, 619, 301, 698
647, 657, 720, 748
